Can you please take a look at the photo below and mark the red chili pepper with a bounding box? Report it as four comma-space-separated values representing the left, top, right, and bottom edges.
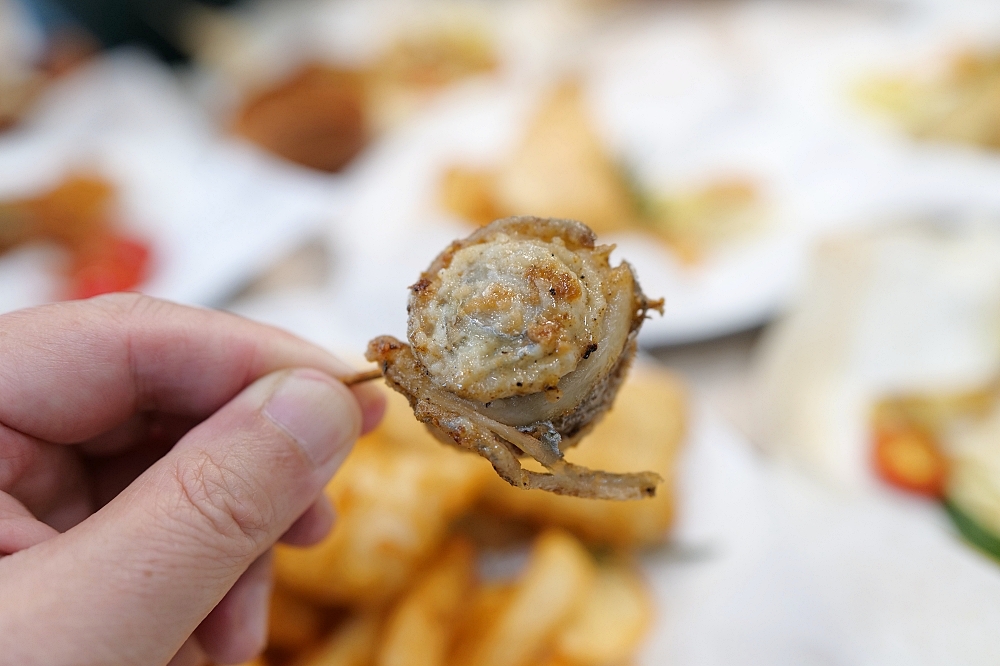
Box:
67, 235, 152, 299
872, 425, 948, 498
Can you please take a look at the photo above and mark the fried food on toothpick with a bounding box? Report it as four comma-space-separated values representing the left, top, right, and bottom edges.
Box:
260, 370, 677, 666
478, 365, 686, 546
366, 216, 664, 500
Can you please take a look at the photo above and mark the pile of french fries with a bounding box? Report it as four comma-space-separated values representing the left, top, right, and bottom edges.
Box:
243, 367, 686, 666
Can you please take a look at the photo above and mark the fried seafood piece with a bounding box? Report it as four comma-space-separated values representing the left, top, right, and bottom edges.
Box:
479, 366, 687, 546
366, 216, 664, 500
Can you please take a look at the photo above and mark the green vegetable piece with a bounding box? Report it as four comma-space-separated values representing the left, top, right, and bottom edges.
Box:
944, 499, 1000, 563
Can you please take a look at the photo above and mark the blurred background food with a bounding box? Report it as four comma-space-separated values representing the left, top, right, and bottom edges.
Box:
222, 17, 497, 172
439, 81, 762, 264
232, 64, 368, 173
261, 376, 680, 666
753, 220, 1000, 559
860, 48, 1000, 150
0, 173, 151, 298
4, 0, 1000, 663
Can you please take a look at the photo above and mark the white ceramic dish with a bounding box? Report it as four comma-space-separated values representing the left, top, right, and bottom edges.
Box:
331, 73, 821, 348
326, 0, 934, 347
649, 403, 1000, 665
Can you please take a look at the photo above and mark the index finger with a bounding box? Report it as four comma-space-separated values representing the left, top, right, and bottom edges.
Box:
0, 293, 383, 444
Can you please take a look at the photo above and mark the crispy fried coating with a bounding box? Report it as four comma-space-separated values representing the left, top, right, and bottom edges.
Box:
368, 216, 664, 500
477, 366, 686, 545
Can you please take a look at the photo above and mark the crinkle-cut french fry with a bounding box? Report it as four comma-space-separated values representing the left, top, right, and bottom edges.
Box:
268, 586, 326, 653
376, 539, 475, 666
451, 529, 597, 666
292, 612, 382, 666
478, 368, 686, 547
553, 562, 653, 665
275, 390, 488, 605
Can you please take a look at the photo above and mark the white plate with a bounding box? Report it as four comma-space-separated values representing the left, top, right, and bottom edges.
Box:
753, 220, 1000, 490
331, 74, 825, 347
327, 0, 913, 346
650, 404, 1000, 665
0, 49, 342, 314
740, 1, 1000, 218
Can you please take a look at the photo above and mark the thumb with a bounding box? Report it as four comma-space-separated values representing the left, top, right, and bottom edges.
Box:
0, 368, 361, 666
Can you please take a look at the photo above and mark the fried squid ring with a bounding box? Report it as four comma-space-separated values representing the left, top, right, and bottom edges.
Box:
366, 216, 663, 499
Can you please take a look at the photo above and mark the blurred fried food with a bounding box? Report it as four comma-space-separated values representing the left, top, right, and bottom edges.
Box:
450, 530, 596, 666
38, 29, 100, 78
24, 174, 115, 246
494, 82, 636, 235
274, 390, 488, 605
293, 612, 383, 666
0, 26, 98, 131
267, 586, 327, 654
439, 166, 503, 227
440, 81, 760, 261
478, 367, 686, 546
232, 30, 496, 173
376, 538, 474, 666
860, 50, 1000, 149
0, 174, 151, 298
553, 560, 653, 665
0, 174, 112, 252
233, 65, 369, 173
638, 178, 761, 264
367, 27, 496, 132
273, 527, 653, 666
225, 18, 495, 171
376, 27, 496, 90
257, 365, 682, 666
441, 82, 636, 234
0, 75, 39, 131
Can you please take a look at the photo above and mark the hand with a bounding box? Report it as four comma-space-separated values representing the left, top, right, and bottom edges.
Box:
0, 293, 385, 665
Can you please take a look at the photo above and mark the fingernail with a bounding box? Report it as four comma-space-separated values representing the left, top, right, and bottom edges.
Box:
263, 369, 360, 466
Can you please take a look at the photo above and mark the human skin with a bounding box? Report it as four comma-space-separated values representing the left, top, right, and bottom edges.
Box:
0, 293, 385, 665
